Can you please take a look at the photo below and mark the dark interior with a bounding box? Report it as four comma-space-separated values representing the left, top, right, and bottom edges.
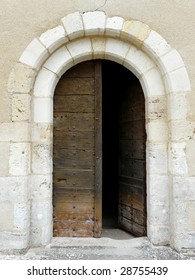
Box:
102, 60, 137, 228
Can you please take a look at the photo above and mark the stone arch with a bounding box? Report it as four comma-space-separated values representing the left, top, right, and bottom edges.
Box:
8, 11, 191, 250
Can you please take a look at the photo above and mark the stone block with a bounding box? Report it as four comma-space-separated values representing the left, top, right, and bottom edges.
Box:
61, 12, 84, 40
0, 142, 9, 176
147, 224, 170, 245
19, 38, 49, 70
158, 49, 185, 74
0, 201, 14, 231
0, 231, 29, 250
146, 121, 168, 142
123, 45, 154, 77
187, 93, 195, 121
12, 93, 31, 121
9, 143, 30, 176
44, 46, 74, 78
171, 201, 188, 232
121, 20, 150, 47
31, 174, 52, 199
148, 204, 169, 225
31, 123, 52, 143
168, 92, 187, 120
0, 176, 29, 202
0, 122, 29, 142
32, 143, 52, 174
182, 232, 195, 249
170, 120, 194, 141
14, 202, 30, 229
188, 202, 195, 230
164, 67, 191, 93
147, 174, 169, 204
146, 96, 167, 120
105, 38, 130, 64
39, 25, 67, 53
143, 30, 171, 59
169, 143, 188, 175
186, 140, 195, 176
34, 68, 59, 98
173, 232, 195, 251
30, 224, 52, 247
82, 11, 106, 36
139, 67, 165, 97
66, 38, 93, 64
147, 143, 168, 174
31, 200, 52, 227
8, 62, 36, 94
30, 226, 41, 247
173, 176, 195, 201
92, 37, 106, 59
41, 224, 52, 245
33, 97, 53, 123
106, 16, 124, 37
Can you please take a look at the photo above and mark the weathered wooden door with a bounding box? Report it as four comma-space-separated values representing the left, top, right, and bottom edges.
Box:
53, 59, 146, 238
118, 74, 147, 236
53, 61, 102, 237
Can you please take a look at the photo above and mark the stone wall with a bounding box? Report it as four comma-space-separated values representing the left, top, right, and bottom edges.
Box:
0, 1, 195, 252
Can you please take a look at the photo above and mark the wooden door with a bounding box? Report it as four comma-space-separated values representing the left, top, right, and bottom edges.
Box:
53, 59, 146, 238
118, 75, 147, 236
53, 61, 102, 237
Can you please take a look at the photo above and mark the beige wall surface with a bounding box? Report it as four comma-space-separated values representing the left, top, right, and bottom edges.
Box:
0, 0, 195, 122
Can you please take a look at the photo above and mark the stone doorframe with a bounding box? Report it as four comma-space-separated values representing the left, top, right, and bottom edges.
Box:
8, 11, 191, 251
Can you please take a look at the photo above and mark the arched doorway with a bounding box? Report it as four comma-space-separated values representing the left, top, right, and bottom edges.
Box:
7, 11, 191, 250
53, 59, 147, 237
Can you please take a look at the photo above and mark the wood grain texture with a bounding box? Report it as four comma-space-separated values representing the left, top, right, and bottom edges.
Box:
53, 61, 97, 237
118, 75, 147, 237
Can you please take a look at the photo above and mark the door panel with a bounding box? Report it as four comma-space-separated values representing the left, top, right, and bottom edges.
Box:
53, 61, 102, 237
94, 61, 102, 237
118, 76, 147, 236
53, 59, 146, 238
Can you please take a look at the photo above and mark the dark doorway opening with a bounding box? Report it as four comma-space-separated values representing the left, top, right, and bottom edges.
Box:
102, 60, 120, 228
102, 60, 147, 237
102, 60, 135, 228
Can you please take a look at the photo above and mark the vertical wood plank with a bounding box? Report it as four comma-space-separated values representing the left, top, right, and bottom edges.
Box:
53, 61, 96, 237
118, 76, 147, 237
94, 60, 102, 237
